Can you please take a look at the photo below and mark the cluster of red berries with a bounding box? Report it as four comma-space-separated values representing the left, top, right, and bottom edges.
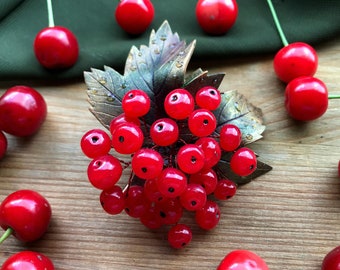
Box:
81, 86, 257, 249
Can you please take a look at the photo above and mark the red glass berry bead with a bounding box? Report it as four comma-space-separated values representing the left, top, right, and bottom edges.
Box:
219, 124, 242, 152
273, 42, 318, 83
0, 85, 47, 137
150, 118, 179, 146
140, 203, 163, 229
131, 148, 164, 179
188, 109, 217, 137
195, 86, 221, 110
143, 178, 164, 202
87, 154, 123, 190
100, 185, 125, 215
124, 185, 148, 218
180, 183, 207, 211
156, 198, 183, 225
80, 129, 111, 159
214, 179, 237, 200
284, 76, 328, 121
189, 168, 218, 195
164, 88, 195, 119
0, 131, 7, 160
195, 137, 221, 169
111, 122, 144, 154
115, 0, 154, 35
109, 113, 140, 134
230, 147, 257, 177
177, 144, 205, 174
157, 167, 187, 198
196, 0, 238, 35
34, 26, 79, 69
195, 200, 221, 230
122, 89, 151, 118
167, 224, 192, 249
1, 251, 55, 270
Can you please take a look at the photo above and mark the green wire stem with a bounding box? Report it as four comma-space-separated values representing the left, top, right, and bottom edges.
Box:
0, 228, 13, 244
47, 0, 55, 27
266, 0, 289, 47
328, 94, 340, 100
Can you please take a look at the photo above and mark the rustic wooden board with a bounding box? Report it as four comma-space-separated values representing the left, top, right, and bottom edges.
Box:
0, 38, 339, 270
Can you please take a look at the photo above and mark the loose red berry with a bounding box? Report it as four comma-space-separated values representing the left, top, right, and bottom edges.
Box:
230, 147, 257, 177
1, 250, 54, 270
100, 185, 125, 215
273, 42, 318, 83
0, 190, 52, 243
0, 86, 47, 137
164, 88, 195, 120
196, 0, 238, 35
167, 224, 192, 249
322, 245, 340, 270
87, 154, 123, 190
34, 26, 79, 69
284, 76, 328, 121
122, 89, 151, 118
115, 0, 154, 35
80, 129, 111, 159
195, 200, 220, 230
0, 131, 7, 160
217, 249, 268, 270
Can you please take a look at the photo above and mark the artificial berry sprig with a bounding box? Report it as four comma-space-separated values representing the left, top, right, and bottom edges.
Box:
34, 0, 79, 69
267, 0, 340, 121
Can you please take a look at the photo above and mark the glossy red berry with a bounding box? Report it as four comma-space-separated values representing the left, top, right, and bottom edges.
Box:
157, 167, 187, 198
0, 86, 47, 137
87, 154, 123, 190
109, 113, 140, 134
111, 122, 144, 154
164, 88, 195, 120
188, 109, 217, 137
195, 86, 221, 110
0, 190, 52, 243
115, 0, 154, 35
143, 178, 164, 203
156, 198, 183, 225
34, 26, 79, 69
167, 224, 192, 249
1, 250, 54, 270
0, 131, 7, 160
140, 203, 163, 229
150, 118, 179, 146
214, 179, 237, 200
195, 200, 221, 230
217, 249, 269, 270
122, 89, 151, 118
177, 144, 205, 174
196, 0, 238, 35
284, 76, 328, 121
195, 137, 221, 169
100, 185, 125, 215
322, 245, 340, 270
273, 42, 318, 83
189, 168, 218, 195
219, 124, 242, 152
180, 183, 207, 211
80, 129, 111, 158
124, 185, 148, 218
230, 147, 257, 177
131, 148, 164, 180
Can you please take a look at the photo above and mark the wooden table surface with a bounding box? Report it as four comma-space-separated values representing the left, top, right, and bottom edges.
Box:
0, 38, 340, 270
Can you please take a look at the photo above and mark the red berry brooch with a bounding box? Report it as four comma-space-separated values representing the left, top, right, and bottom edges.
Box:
81, 21, 272, 248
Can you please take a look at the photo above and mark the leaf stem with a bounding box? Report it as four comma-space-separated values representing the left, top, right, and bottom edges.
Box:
46, 0, 55, 27
328, 94, 340, 100
266, 0, 289, 47
0, 227, 13, 244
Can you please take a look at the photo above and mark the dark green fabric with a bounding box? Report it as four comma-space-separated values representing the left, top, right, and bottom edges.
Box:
0, 0, 339, 80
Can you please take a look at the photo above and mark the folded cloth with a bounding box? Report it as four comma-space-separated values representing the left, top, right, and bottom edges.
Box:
0, 0, 339, 80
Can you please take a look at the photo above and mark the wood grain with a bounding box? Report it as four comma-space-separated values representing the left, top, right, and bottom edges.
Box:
0, 38, 340, 269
